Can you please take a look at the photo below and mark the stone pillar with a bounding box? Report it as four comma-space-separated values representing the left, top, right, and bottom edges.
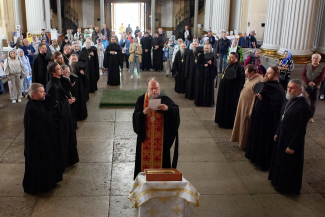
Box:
106, 2, 112, 30
151, 0, 155, 32
13, 0, 23, 30
313, 0, 325, 54
211, 0, 230, 33
193, 0, 198, 37
261, 0, 285, 53
277, 0, 320, 57
25, 0, 51, 34
203, 0, 212, 31
57, 0, 62, 34
100, 0, 105, 28
82, 0, 94, 28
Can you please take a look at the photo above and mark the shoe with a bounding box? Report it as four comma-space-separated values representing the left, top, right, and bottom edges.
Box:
22, 92, 25, 97
320, 95, 324, 100
12, 100, 16, 104
150, 69, 154, 72
128, 69, 130, 72
136, 74, 140, 79
130, 75, 134, 79
310, 118, 315, 123
18, 99, 22, 103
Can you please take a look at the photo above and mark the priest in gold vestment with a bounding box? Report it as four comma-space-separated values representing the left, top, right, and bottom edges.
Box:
133, 77, 180, 179
231, 64, 263, 150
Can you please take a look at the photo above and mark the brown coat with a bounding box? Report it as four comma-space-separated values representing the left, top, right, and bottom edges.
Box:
231, 74, 263, 150
129, 43, 142, 63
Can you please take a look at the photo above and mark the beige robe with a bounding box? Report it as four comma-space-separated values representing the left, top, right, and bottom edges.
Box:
231, 74, 263, 150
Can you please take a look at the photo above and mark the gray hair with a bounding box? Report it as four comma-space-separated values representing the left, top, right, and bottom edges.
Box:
64, 44, 72, 50
26, 83, 44, 99
312, 53, 321, 60
61, 65, 70, 73
147, 77, 159, 85
289, 79, 303, 90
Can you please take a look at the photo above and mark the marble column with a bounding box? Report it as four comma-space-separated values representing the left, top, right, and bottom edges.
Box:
193, 0, 198, 37
25, 0, 51, 34
277, 0, 320, 56
100, 0, 105, 28
13, 0, 23, 30
151, 0, 155, 32
211, 0, 230, 33
261, 0, 285, 51
57, 0, 62, 34
229, 0, 243, 33
312, 0, 325, 54
82, 0, 94, 28
203, 0, 212, 31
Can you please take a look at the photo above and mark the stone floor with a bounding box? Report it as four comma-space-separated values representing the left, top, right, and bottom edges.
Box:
1, 68, 325, 217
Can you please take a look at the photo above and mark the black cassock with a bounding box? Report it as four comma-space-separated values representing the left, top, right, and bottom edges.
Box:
194, 53, 217, 107
60, 77, 77, 129
32, 52, 51, 89
133, 94, 180, 179
63, 53, 70, 65
269, 97, 310, 194
72, 62, 88, 121
47, 77, 79, 170
141, 36, 152, 70
81, 46, 99, 93
215, 61, 245, 128
185, 50, 198, 100
152, 37, 163, 71
104, 43, 123, 86
245, 81, 285, 170
172, 50, 188, 94
23, 96, 63, 194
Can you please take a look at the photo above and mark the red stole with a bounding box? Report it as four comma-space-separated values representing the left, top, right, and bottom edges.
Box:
141, 93, 164, 172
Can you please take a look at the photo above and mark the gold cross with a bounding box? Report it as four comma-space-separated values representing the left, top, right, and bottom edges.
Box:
147, 206, 157, 217
181, 58, 184, 63
172, 205, 182, 215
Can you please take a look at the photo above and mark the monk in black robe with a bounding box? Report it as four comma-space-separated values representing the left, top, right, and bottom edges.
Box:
269, 79, 310, 194
46, 62, 79, 170
152, 32, 163, 71
32, 43, 51, 89
133, 78, 180, 179
103, 36, 123, 86
81, 39, 99, 92
70, 54, 88, 121
185, 42, 200, 100
194, 45, 218, 107
245, 66, 285, 170
23, 83, 62, 194
62, 44, 72, 65
141, 32, 152, 70
172, 43, 188, 94
215, 52, 245, 128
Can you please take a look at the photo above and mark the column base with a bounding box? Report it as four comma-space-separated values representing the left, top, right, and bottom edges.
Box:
275, 52, 312, 64
260, 48, 278, 58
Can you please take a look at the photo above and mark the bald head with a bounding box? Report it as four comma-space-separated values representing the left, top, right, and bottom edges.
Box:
180, 43, 186, 50
147, 77, 160, 99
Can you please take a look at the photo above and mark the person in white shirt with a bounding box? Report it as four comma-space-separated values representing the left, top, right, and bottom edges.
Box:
172, 39, 183, 63
49, 40, 60, 53
96, 39, 105, 71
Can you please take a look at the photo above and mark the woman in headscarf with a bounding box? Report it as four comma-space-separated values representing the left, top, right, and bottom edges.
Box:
278, 50, 294, 90
17, 49, 32, 96
4, 50, 25, 103
244, 49, 265, 75
84, 29, 90, 39
227, 39, 243, 63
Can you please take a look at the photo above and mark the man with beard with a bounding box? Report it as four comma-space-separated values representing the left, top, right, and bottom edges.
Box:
46, 62, 79, 171
23, 83, 62, 194
133, 77, 180, 179
69, 54, 88, 121
231, 64, 263, 150
141, 32, 152, 71
82, 39, 99, 92
72, 42, 81, 57
269, 79, 310, 195
195, 44, 218, 107
215, 52, 245, 128
245, 66, 285, 171
52, 52, 64, 65
172, 43, 188, 93
33, 43, 51, 89
185, 41, 199, 99
62, 44, 72, 65
103, 36, 123, 86
151, 32, 163, 72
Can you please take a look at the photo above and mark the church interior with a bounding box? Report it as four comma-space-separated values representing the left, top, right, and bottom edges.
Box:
1, 0, 325, 216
